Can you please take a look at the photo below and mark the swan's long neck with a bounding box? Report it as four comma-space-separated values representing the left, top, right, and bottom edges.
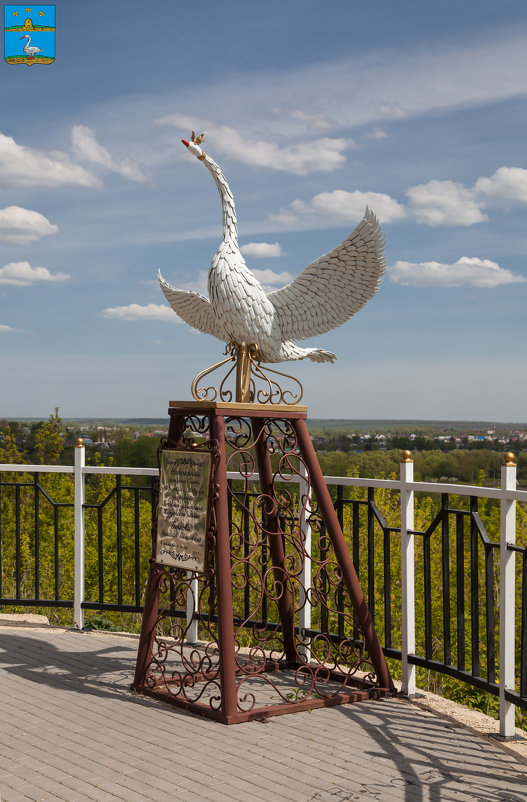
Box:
202, 155, 238, 247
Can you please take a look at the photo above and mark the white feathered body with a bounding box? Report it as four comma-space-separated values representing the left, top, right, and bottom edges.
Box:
209, 243, 279, 354
159, 148, 385, 364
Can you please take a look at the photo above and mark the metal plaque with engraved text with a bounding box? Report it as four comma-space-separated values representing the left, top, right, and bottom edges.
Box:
156, 449, 211, 572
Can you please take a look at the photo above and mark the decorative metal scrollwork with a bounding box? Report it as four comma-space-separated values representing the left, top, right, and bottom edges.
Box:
191, 342, 303, 405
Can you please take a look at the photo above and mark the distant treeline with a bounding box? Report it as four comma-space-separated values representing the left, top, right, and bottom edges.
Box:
1, 411, 525, 485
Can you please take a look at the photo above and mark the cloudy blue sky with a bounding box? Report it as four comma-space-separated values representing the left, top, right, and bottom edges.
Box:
1, 0, 526, 420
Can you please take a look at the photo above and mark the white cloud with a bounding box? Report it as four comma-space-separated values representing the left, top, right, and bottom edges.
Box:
101, 303, 180, 322
148, 29, 524, 143
112, 28, 527, 164
475, 167, 527, 202
266, 211, 299, 226
0, 133, 100, 188
181, 271, 208, 295
211, 33, 527, 131
155, 114, 353, 174
240, 242, 284, 258
389, 256, 525, 288
374, 103, 408, 120
251, 268, 293, 292
71, 125, 147, 182
0, 261, 70, 286
0, 206, 58, 244
406, 167, 527, 228
406, 180, 487, 226
283, 189, 405, 224
366, 127, 388, 140
0, 324, 14, 332
262, 165, 527, 235
289, 110, 331, 130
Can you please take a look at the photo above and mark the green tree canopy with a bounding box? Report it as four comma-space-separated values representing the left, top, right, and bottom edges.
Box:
34, 407, 63, 465
0, 426, 25, 464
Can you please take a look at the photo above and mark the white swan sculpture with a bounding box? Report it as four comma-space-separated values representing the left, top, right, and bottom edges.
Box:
159, 133, 385, 366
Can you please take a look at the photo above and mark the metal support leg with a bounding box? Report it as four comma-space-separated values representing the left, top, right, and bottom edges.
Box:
212, 413, 239, 720
252, 418, 297, 662
133, 562, 165, 688
292, 418, 392, 690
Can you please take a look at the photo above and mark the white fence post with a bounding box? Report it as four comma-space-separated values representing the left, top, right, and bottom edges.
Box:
499, 452, 517, 737
401, 450, 416, 696
186, 572, 199, 644
298, 464, 312, 661
73, 438, 85, 630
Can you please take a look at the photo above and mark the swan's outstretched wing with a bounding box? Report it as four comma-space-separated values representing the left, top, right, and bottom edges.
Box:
267, 209, 385, 341
158, 271, 229, 341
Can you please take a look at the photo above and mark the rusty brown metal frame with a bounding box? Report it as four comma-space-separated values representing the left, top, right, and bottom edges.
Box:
132, 402, 394, 724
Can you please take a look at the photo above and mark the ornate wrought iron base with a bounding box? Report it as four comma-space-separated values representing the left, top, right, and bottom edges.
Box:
191, 342, 304, 405
132, 401, 394, 724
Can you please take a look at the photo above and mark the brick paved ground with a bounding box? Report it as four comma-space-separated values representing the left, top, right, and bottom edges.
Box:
1, 626, 526, 802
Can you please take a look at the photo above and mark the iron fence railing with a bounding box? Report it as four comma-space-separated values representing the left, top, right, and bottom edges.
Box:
0, 449, 525, 737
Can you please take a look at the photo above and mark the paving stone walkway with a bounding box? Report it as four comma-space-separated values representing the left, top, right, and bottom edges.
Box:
1, 626, 526, 802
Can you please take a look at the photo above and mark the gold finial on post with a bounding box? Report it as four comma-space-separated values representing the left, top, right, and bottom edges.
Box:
504, 452, 516, 467
76, 438, 84, 448
402, 450, 413, 463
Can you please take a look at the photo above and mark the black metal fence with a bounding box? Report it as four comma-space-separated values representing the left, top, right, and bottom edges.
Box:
0, 462, 526, 724
0, 468, 74, 610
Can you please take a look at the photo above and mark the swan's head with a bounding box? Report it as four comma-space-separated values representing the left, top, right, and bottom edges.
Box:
182, 131, 206, 160
20, 34, 30, 39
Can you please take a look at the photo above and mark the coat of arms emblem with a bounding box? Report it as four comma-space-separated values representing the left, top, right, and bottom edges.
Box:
4, 5, 55, 65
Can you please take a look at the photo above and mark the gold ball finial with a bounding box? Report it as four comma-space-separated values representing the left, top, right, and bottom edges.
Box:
504, 452, 516, 467
76, 438, 84, 448
402, 450, 413, 463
